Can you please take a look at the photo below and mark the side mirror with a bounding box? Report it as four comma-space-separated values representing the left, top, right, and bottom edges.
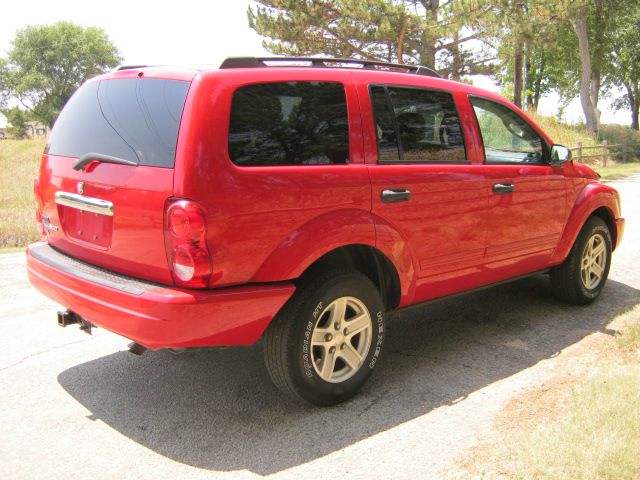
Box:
550, 144, 571, 166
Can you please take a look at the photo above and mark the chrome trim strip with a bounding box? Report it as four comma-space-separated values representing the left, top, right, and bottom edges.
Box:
54, 191, 114, 216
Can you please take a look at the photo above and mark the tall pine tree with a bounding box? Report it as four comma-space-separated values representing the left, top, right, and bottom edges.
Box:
248, 1, 495, 79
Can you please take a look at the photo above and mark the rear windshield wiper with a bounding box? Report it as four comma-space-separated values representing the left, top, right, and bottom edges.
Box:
72, 153, 138, 171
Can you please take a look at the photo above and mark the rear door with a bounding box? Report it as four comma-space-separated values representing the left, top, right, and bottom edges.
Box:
470, 96, 567, 276
362, 82, 488, 303
38, 74, 192, 284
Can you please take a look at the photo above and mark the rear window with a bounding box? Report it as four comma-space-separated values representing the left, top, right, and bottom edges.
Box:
46, 78, 190, 168
228, 81, 349, 166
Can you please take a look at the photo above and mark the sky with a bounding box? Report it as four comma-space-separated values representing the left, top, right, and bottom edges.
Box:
0, 0, 631, 126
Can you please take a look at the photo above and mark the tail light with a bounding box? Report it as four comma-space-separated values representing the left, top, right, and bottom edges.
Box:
164, 199, 212, 288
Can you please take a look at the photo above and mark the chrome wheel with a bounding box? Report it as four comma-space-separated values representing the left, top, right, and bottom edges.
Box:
581, 233, 607, 290
310, 296, 373, 383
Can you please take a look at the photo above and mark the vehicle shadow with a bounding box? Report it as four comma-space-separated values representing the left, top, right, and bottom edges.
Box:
57, 275, 639, 474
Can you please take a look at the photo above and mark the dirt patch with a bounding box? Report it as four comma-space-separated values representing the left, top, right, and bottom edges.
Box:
456, 328, 625, 478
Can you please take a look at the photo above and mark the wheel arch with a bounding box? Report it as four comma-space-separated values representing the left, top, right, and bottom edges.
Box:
551, 182, 621, 264
296, 244, 402, 310
590, 206, 617, 249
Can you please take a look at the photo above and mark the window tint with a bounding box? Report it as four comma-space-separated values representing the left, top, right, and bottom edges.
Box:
370, 86, 400, 162
46, 78, 190, 168
228, 82, 349, 166
470, 97, 544, 164
370, 86, 466, 163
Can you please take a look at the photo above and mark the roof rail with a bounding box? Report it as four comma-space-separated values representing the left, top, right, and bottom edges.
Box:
219, 56, 441, 78
116, 65, 149, 71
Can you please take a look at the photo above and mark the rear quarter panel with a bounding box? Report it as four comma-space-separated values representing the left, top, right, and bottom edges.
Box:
174, 69, 374, 287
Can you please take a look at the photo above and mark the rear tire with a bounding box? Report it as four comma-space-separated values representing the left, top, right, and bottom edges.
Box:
264, 270, 385, 406
551, 217, 612, 305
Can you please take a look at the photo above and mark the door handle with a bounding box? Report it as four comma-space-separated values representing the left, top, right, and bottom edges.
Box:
381, 189, 412, 203
493, 183, 515, 194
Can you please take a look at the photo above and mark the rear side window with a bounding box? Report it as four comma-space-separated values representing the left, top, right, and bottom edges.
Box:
370, 86, 400, 162
370, 85, 466, 163
228, 82, 349, 166
46, 78, 190, 168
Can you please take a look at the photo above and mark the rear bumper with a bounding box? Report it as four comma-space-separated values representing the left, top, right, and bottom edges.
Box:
26, 242, 295, 350
615, 217, 625, 250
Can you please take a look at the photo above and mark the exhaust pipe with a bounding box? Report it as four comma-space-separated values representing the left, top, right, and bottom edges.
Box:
128, 342, 147, 356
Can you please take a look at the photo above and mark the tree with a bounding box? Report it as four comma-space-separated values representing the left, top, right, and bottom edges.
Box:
3, 106, 28, 138
606, 2, 640, 130
556, 0, 622, 134
456, 0, 542, 108
247, 1, 496, 79
487, 0, 621, 133
492, 17, 579, 112
0, 22, 122, 127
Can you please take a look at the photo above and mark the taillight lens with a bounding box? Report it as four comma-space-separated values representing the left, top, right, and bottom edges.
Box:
168, 203, 205, 240
164, 199, 211, 288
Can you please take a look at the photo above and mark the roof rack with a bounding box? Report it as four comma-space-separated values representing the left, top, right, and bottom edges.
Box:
116, 65, 149, 71
219, 56, 441, 78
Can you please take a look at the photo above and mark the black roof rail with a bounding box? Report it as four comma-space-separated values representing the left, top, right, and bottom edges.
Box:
219, 56, 441, 78
116, 65, 149, 71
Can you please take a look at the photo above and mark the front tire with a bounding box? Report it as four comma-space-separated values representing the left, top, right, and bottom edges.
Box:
264, 270, 385, 406
551, 217, 612, 304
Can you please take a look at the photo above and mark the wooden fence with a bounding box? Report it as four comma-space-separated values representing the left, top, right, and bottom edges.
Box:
569, 140, 639, 166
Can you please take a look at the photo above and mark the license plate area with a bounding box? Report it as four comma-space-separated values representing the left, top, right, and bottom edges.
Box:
58, 205, 113, 248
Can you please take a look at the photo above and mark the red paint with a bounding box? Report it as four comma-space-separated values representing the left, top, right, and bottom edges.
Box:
39, 154, 175, 284
28, 64, 624, 349
27, 242, 294, 350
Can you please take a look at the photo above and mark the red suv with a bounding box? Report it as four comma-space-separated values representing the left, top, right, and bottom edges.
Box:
28, 57, 624, 405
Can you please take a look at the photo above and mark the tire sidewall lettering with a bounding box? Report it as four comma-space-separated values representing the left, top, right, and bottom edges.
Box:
369, 310, 384, 369
302, 301, 322, 378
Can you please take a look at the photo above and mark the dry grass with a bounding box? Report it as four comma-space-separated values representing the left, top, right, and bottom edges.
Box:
491, 364, 640, 480
528, 112, 599, 148
615, 308, 640, 354
529, 112, 640, 152
0, 139, 45, 249
454, 306, 640, 480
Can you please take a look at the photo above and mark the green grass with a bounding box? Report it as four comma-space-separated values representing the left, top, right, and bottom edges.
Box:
0, 139, 44, 248
596, 162, 640, 180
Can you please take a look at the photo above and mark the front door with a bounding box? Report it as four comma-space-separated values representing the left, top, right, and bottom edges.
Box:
470, 96, 567, 278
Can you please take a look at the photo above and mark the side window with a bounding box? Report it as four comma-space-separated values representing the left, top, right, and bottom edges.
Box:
370, 86, 400, 162
470, 96, 544, 164
228, 81, 349, 166
370, 85, 466, 163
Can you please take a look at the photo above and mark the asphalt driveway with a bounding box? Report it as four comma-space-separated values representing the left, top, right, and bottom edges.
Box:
1, 175, 638, 479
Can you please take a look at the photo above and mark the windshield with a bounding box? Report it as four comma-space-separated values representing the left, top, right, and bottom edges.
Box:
46, 78, 190, 168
